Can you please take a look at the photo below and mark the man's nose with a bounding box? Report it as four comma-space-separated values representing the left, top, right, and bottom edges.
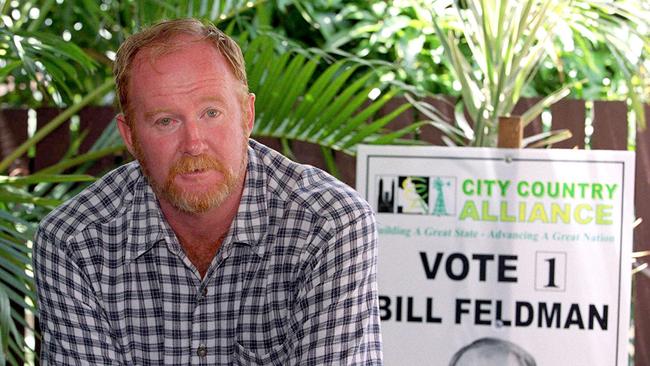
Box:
182, 120, 207, 156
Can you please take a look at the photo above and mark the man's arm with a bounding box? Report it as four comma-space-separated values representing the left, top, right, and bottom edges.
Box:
288, 207, 382, 365
33, 227, 124, 365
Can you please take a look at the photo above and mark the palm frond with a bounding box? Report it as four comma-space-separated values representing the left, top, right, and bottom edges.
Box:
0, 27, 96, 105
0, 207, 38, 366
246, 35, 418, 157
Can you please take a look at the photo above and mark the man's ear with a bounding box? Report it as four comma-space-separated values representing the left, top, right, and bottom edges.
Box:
245, 93, 255, 136
116, 113, 136, 156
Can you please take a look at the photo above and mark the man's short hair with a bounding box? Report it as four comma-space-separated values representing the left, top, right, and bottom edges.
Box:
449, 337, 536, 366
113, 18, 248, 123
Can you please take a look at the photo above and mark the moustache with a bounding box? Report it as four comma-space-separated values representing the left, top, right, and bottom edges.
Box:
169, 154, 224, 176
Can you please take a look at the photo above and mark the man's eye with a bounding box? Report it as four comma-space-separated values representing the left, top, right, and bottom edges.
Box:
157, 117, 172, 126
206, 109, 220, 118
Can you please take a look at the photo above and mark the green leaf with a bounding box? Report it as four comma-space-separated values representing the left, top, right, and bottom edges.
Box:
329, 89, 397, 144
0, 188, 61, 207
289, 61, 347, 132
0, 60, 20, 81
341, 103, 411, 149
296, 65, 358, 136
0, 285, 10, 364
0, 174, 96, 186
309, 74, 375, 139
35, 146, 125, 176
520, 81, 581, 126
370, 121, 435, 145
522, 129, 573, 148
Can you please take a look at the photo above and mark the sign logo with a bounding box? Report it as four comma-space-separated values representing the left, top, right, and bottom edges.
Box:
375, 175, 456, 215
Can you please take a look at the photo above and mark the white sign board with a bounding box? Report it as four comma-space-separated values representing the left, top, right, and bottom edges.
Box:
356, 146, 635, 366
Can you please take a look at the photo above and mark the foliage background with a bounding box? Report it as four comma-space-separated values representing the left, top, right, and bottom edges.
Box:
1, 0, 649, 364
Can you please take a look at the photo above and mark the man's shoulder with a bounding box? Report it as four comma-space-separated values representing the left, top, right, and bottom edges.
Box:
252, 141, 373, 225
37, 161, 143, 242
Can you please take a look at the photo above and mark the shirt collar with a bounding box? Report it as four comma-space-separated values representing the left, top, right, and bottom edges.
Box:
124, 166, 178, 263
222, 141, 269, 258
124, 141, 269, 262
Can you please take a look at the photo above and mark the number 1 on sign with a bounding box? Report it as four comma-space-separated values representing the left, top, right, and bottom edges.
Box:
535, 252, 566, 291
545, 258, 558, 288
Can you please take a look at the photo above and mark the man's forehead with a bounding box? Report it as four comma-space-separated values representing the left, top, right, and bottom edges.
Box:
128, 42, 237, 92
456, 345, 521, 365
133, 36, 218, 67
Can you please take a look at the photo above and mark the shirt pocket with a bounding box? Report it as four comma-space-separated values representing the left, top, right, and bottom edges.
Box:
232, 340, 290, 366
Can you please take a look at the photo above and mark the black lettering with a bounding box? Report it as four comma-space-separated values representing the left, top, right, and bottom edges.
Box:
538, 302, 561, 328
475, 299, 491, 325
472, 254, 495, 281
544, 258, 558, 287
446, 253, 469, 280
498, 255, 518, 282
495, 300, 511, 326
426, 298, 442, 323
589, 304, 608, 330
406, 297, 422, 322
515, 301, 533, 326
455, 298, 471, 324
419, 252, 444, 279
395, 295, 402, 322
564, 304, 585, 329
379, 296, 391, 321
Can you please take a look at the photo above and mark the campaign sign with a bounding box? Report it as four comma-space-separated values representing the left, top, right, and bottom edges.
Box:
356, 146, 635, 366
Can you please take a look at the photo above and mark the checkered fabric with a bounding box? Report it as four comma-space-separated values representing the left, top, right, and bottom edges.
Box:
33, 140, 382, 365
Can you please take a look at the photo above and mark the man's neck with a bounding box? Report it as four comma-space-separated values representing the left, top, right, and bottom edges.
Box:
158, 177, 246, 277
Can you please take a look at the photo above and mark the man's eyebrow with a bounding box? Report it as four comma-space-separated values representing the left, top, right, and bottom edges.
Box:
142, 96, 226, 119
143, 108, 172, 120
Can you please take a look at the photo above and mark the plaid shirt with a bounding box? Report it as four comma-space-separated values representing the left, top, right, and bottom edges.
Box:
34, 140, 382, 365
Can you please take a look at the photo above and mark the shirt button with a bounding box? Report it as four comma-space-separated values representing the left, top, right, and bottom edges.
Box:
197, 344, 207, 357
203, 287, 208, 296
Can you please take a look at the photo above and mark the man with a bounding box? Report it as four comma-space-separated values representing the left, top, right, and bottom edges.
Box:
448, 337, 536, 366
33, 18, 382, 365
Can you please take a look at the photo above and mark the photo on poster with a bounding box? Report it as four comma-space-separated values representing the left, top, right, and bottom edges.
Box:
376, 175, 397, 213
397, 176, 429, 214
430, 176, 457, 216
448, 337, 537, 366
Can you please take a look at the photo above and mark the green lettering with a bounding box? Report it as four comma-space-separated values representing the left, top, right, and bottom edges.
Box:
592, 184, 603, 200
596, 205, 613, 225
484, 180, 496, 196
500, 202, 516, 222
605, 184, 618, 200
498, 180, 511, 197
562, 183, 575, 199
459, 200, 480, 220
550, 203, 571, 224
518, 202, 527, 221
574, 204, 593, 224
528, 203, 549, 223
578, 183, 590, 199
531, 182, 544, 198
462, 179, 474, 196
517, 182, 529, 197
547, 182, 560, 198
481, 201, 497, 222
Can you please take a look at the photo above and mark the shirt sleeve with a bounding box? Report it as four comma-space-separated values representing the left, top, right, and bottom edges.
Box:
287, 207, 383, 365
33, 226, 125, 365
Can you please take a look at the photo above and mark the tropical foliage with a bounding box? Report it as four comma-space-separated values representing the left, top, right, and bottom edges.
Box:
431, 0, 578, 146
1, 0, 649, 364
433, 0, 649, 146
274, 0, 650, 145
0, 2, 421, 363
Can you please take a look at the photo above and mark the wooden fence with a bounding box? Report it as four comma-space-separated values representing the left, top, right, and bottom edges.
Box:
1, 97, 649, 365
